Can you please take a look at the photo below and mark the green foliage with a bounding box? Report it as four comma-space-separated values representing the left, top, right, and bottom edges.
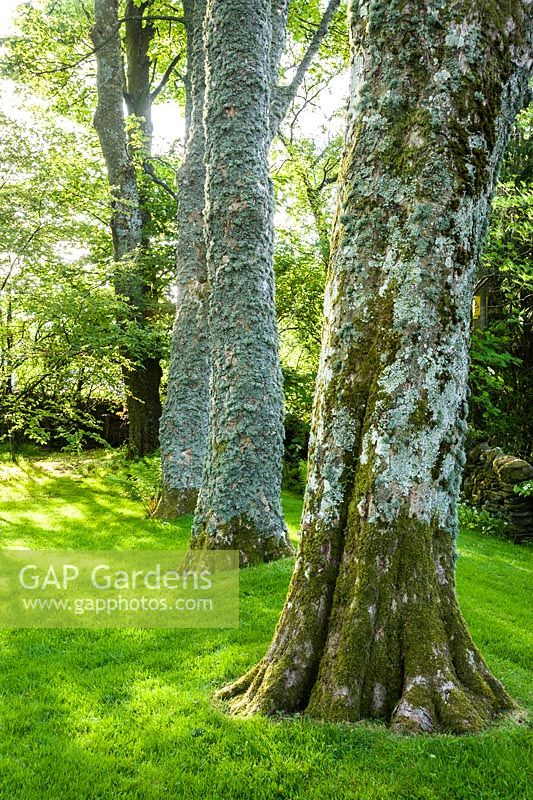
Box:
286, 1, 349, 87
2, 0, 188, 125
458, 503, 509, 539
1, 1, 184, 453
0, 15, 180, 447
105, 451, 163, 517
275, 231, 325, 423
270, 3, 347, 430
274, 135, 342, 266
282, 412, 310, 490
2, 0, 98, 124
469, 106, 533, 456
469, 328, 523, 437
514, 479, 533, 498
273, 136, 343, 423
0, 94, 131, 449
282, 457, 308, 492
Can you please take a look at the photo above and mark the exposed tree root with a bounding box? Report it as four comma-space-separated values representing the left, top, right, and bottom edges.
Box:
216, 581, 513, 733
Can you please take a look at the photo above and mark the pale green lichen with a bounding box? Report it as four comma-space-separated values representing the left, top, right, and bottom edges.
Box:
216, 0, 529, 731
159, 0, 210, 516
191, 0, 291, 560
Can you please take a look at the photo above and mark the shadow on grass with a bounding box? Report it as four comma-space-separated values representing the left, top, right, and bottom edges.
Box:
0, 454, 531, 799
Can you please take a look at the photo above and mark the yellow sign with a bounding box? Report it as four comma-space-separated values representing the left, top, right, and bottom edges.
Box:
472, 295, 481, 319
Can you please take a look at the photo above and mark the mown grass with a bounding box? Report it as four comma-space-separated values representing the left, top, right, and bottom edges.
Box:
0, 451, 531, 800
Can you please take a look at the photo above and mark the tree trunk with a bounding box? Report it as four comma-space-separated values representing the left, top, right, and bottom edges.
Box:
191, 0, 293, 564
219, 0, 532, 730
92, 0, 162, 458
189, 0, 341, 559
126, 356, 162, 458
157, 0, 210, 517
92, 0, 143, 262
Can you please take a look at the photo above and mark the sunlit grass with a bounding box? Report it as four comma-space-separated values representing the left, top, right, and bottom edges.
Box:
0, 451, 531, 800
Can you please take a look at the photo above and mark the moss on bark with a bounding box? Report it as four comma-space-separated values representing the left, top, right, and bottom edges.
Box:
216, 0, 531, 731
154, 486, 198, 519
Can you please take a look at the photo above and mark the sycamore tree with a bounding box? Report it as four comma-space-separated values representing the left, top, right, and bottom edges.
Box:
157, 0, 211, 517
91, 0, 184, 457
219, 0, 532, 732
190, 0, 344, 562
159, 0, 346, 519
190, 0, 295, 563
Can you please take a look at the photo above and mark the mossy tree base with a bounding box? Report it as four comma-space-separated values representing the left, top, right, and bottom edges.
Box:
216, 0, 530, 732
192, 515, 294, 567
218, 515, 512, 733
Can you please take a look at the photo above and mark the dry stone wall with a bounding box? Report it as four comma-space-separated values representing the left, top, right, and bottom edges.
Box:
463, 444, 533, 543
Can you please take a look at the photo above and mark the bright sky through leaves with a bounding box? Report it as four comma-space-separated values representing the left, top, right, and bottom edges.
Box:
0, 0, 19, 36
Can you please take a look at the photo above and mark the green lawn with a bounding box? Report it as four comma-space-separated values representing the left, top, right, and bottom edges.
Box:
0, 452, 531, 800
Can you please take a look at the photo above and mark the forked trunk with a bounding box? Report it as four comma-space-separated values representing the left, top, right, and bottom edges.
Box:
92, 0, 162, 458
219, 0, 532, 731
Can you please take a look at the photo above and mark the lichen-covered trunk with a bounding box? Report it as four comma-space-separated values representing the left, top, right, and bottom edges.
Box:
191, 0, 292, 564
158, 0, 210, 518
92, 0, 161, 458
219, 0, 532, 731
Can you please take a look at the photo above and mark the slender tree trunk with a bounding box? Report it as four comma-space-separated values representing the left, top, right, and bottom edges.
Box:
190, 0, 341, 560
92, 0, 143, 260
219, 0, 532, 731
191, 0, 292, 564
157, 0, 210, 518
92, 0, 162, 458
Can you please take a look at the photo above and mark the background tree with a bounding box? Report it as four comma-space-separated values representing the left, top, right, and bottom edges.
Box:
219, 0, 532, 731
191, 0, 294, 563
191, 0, 343, 559
157, 0, 210, 517
91, 0, 175, 457
4, 0, 185, 457
159, 0, 345, 517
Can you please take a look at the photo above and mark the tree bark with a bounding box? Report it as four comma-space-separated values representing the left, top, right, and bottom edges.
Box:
191, 0, 293, 564
92, 0, 162, 458
157, 0, 341, 522
219, 0, 532, 731
157, 0, 210, 518
190, 0, 342, 560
